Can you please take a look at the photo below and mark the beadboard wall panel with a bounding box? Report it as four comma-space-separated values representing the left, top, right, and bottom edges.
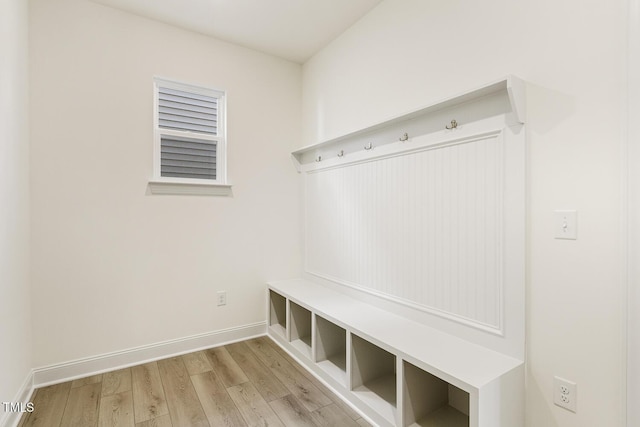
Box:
305, 130, 507, 333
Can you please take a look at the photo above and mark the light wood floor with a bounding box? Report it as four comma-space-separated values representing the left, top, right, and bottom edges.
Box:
19, 336, 372, 427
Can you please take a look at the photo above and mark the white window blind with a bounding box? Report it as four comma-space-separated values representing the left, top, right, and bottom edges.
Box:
153, 77, 226, 185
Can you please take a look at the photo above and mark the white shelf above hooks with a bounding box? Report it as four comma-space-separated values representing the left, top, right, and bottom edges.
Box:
291, 75, 526, 173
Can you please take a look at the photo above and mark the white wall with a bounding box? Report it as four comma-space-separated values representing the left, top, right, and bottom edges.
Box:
302, 1, 627, 426
628, 1, 640, 424
0, 0, 33, 411
29, 0, 302, 368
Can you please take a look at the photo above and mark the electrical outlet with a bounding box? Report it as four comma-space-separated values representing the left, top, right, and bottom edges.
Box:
217, 291, 227, 306
554, 376, 577, 412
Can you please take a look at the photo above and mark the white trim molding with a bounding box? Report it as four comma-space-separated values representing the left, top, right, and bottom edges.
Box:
306, 270, 505, 336
148, 179, 232, 196
32, 322, 265, 388
627, 0, 640, 425
0, 371, 34, 427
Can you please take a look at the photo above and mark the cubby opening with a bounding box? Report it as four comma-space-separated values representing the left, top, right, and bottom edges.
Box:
269, 290, 287, 339
289, 301, 312, 359
403, 361, 469, 427
315, 315, 347, 385
351, 334, 397, 424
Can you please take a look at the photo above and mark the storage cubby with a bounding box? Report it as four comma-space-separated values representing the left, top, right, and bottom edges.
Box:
315, 315, 347, 386
269, 290, 287, 339
403, 361, 469, 427
351, 334, 397, 424
289, 301, 312, 359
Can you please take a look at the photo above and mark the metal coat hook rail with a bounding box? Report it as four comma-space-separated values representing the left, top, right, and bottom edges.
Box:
316, 131, 413, 164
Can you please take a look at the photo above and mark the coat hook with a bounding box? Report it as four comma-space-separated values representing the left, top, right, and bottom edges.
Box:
445, 119, 458, 130
364, 142, 373, 150
337, 150, 344, 157
315, 155, 322, 162
399, 132, 409, 142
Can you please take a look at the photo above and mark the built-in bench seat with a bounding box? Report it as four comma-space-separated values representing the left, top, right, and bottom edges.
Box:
267, 278, 523, 427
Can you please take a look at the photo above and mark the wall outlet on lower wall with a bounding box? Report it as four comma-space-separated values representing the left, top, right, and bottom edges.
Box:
554, 376, 577, 412
217, 291, 227, 306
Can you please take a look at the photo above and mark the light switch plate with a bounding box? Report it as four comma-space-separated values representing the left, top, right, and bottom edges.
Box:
554, 210, 577, 240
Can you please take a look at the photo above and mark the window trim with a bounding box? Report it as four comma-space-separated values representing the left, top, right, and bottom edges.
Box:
149, 77, 231, 196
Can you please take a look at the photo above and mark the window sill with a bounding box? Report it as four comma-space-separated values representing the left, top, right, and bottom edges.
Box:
148, 180, 232, 196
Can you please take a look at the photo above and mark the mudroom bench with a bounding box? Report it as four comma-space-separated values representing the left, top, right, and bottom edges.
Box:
266, 279, 523, 427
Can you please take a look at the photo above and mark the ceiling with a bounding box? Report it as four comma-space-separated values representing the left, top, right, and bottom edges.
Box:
91, 0, 383, 63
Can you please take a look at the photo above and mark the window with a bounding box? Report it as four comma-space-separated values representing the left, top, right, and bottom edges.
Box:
149, 77, 230, 195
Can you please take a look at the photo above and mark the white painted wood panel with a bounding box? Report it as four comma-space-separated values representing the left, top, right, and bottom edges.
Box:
305, 131, 506, 332
628, 1, 640, 424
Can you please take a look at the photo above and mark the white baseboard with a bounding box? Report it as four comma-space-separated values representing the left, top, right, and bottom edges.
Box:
0, 370, 35, 427
32, 321, 266, 388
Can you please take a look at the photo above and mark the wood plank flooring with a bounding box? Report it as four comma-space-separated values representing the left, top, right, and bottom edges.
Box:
19, 337, 372, 427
